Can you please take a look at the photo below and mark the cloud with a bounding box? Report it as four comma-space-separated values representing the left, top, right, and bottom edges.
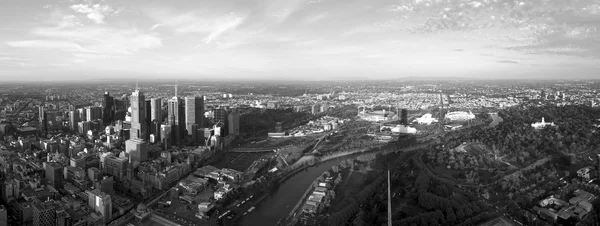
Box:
69, 4, 115, 24
497, 60, 519, 64
150, 24, 162, 31
58, 15, 82, 28
31, 26, 162, 54
5, 40, 89, 52
0, 57, 29, 62
149, 10, 246, 45
203, 15, 245, 44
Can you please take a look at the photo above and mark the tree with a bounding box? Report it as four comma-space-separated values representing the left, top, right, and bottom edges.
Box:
446, 208, 457, 222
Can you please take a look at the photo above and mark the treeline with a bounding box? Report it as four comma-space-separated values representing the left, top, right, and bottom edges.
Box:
438, 105, 600, 167
239, 108, 312, 137
326, 176, 386, 226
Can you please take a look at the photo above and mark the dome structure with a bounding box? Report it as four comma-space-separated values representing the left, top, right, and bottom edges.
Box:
137, 203, 147, 212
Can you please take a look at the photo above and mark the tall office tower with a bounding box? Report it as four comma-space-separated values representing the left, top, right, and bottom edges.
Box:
126, 139, 148, 165
96, 192, 112, 223
69, 110, 79, 131
130, 86, 147, 140
151, 120, 161, 142
86, 106, 102, 122
150, 98, 162, 122
160, 124, 171, 147
45, 162, 64, 189
103, 92, 114, 125
214, 108, 229, 136
168, 93, 185, 143
400, 109, 408, 125
77, 108, 86, 122
32, 202, 55, 226
39, 106, 47, 132
185, 96, 204, 136
228, 111, 240, 136
145, 100, 151, 129
191, 124, 200, 145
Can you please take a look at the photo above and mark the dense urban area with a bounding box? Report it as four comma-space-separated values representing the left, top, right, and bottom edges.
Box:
0, 79, 599, 226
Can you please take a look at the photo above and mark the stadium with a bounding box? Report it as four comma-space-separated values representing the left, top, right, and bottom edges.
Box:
359, 110, 396, 122
444, 111, 476, 121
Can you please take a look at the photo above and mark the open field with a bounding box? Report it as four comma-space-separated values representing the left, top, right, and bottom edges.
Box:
237, 136, 319, 149
213, 152, 271, 172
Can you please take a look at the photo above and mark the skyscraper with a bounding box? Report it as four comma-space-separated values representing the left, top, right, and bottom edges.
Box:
77, 108, 86, 122
126, 139, 148, 165
400, 109, 408, 125
39, 106, 47, 132
103, 92, 114, 125
86, 106, 102, 122
214, 108, 229, 136
168, 88, 185, 143
145, 100, 151, 129
185, 96, 204, 136
45, 162, 64, 189
32, 202, 55, 226
150, 98, 162, 123
96, 192, 112, 223
228, 111, 240, 136
130, 86, 147, 140
69, 110, 79, 132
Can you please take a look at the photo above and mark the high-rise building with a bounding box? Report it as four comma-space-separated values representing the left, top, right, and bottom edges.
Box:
78, 121, 93, 134
130, 87, 147, 140
96, 192, 112, 223
168, 96, 185, 143
86, 106, 102, 122
103, 92, 114, 124
39, 106, 47, 132
191, 124, 200, 145
103, 155, 128, 179
77, 108, 86, 122
99, 176, 114, 196
45, 162, 64, 189
87, 189, 112, 223
69, 110, 79, 132
145, 100, 152, 129
400, 109, 408, 125
185, 96, 204, 136
214, 108, 229, 135
150, 98, 162, 122
160, 124, 171, 147
126, 139, 148, 164
228, 111, 240, 136
150, 120, 161, 143
32, 201, 56, 226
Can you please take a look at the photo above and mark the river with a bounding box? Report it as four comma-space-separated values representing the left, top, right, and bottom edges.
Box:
238, 159, 342, 226
488, 113, 503, 127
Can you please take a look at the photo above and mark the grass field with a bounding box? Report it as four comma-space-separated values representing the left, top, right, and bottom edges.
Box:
212, 152, 271, 172
239, 136, 318, 149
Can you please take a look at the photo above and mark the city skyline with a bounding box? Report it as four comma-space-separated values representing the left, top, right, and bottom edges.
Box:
1, 0, 600, 81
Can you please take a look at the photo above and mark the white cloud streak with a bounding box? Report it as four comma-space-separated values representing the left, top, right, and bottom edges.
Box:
69, 4, 114, 24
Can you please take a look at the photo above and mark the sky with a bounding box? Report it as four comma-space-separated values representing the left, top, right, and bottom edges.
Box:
0, 0, 599, 81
